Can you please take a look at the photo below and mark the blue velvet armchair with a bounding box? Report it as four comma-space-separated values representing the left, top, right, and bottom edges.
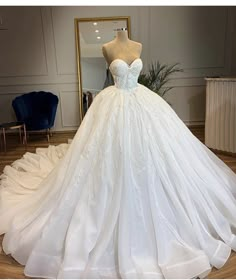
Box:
12, 91, 59, 140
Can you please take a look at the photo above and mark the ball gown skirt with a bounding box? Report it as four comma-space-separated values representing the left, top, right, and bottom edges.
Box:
0, 58, 236, 279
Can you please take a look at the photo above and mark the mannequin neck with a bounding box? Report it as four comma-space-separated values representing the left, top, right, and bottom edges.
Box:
115, 30, 129, 42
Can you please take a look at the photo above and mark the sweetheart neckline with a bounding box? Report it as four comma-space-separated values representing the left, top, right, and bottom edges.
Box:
109, 58, 142, 68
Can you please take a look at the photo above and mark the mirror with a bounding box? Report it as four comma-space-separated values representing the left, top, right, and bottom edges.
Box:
75, 16, 131, 122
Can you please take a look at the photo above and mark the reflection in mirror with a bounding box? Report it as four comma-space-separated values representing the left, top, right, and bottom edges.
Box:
75, 17, 130, 122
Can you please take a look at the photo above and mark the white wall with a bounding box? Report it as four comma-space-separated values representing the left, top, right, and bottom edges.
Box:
0, 6, 235, 130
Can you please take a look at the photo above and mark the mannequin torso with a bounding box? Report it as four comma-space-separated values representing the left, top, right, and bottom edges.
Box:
102, 30, 142, 66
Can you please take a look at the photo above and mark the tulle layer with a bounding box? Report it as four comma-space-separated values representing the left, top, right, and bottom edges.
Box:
0, 144, 69, 215
1, 84, 236, 279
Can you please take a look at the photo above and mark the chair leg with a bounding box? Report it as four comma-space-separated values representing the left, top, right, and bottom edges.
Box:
46, 129, 50, 142
23, 124, 27, 149
19, 127, 22, 143
0, 129, 2, 151
3, 128, 6, 153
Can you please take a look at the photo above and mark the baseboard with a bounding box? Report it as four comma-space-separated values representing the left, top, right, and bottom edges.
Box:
184, 121, 205, 128
4, 130, 77, 135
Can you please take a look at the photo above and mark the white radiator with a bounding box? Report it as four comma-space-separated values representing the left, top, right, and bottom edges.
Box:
205, 78, 236, 154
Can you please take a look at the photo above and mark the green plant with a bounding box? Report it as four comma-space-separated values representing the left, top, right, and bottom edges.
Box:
138, 61, 183, 98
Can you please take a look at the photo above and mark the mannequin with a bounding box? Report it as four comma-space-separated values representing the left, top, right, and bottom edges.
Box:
102, 29, 142, 65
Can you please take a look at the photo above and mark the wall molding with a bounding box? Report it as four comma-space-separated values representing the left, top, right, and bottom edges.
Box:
50, 7, 60, 76
39, 7, 49, 77
0, 7, 48, 79
60, 90, 80, 127
51, 8, 77, 76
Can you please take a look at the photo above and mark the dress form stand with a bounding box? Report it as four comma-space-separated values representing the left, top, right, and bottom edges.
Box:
102, 29, 142, 65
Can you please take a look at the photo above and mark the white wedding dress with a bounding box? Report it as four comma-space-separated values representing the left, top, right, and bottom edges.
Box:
1, 58, 236, 279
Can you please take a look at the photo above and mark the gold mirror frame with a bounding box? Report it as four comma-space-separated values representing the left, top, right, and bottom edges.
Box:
75, 16, 131, 123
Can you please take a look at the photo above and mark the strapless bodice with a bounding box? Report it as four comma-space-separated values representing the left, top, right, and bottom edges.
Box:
109, 58, 143, 90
